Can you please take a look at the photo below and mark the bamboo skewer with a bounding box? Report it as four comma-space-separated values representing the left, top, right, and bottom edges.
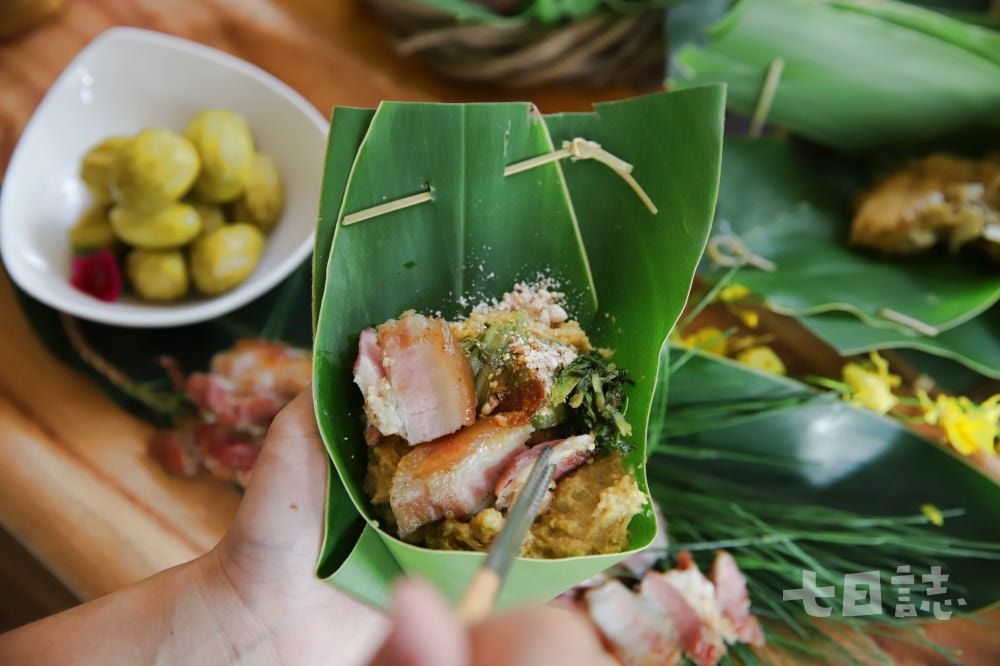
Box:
340, 137, 658, 227
456, 446, 556, 623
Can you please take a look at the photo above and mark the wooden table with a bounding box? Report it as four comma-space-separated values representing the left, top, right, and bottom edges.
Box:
0, 0, 630, 627
0, 0, 996, 661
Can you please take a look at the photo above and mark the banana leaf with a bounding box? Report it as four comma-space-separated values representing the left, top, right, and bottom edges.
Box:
707, 136, 1000, 361
731, 203, 1000, 331
669, 0, 1000, 151
312, 88, 725, 610
799, 308, 1000, 380
655, 348, 1000, 612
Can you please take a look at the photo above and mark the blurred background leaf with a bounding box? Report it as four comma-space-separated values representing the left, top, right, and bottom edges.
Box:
669, 0, 1000, 150
799, 308, 1000, 380
651, 348, 1000, 626
706, 137, 1000, 337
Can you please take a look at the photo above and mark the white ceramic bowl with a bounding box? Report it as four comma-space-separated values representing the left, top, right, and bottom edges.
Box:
1, 27, 327, 328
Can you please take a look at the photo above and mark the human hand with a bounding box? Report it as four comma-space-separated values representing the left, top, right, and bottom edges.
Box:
202, 389, 390, 664
0, 388, 614, 666
213, 388, 614, 665
373, 579, 615, 666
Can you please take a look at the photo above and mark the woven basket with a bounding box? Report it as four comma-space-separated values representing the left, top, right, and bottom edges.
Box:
366, 0, 665, 88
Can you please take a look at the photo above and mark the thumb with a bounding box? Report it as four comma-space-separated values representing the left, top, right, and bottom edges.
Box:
224, 388, 328, 564
372, 579, 468, 666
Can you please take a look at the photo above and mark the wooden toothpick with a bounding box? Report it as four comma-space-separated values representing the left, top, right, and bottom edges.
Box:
505, 138, 658, 215
342, 189, 434, 226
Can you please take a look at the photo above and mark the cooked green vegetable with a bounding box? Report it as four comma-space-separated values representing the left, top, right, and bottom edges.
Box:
232, 153, 284, 232
461, 316, 533, 408
540, 353, 633, 452
80, 137, 128, 204
126, 249, 188, 300
185, 109, 255, 203
110, 128, 200, 208
190, 223, 264, 295
69, 206, 116, 254
109, 203, 202, 249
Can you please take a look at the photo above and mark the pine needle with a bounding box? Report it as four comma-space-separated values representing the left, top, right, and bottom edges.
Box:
650, 448, 995, 662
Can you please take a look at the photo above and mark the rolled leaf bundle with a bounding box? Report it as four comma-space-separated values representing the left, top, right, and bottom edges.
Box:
670, 0, 1000, 150
312, 88, 725, 610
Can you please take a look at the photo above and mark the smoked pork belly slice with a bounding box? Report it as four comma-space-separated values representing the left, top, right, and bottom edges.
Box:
585, 580, 683, 666
711, 551, 765, 647
494, 434, 596, 510
641, 573, 724, 666
390, 415, 532, 536
353, 312, 476, 445
657, 552, 727, 661
186, 339, 311, 430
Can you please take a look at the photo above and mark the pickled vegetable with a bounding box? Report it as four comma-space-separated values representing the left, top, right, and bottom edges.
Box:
185, 110, 254, 203
109, 203, 202, 249
110, 129, 200, 208
127, 249, 189, 301
232, 153, 283, 232
70, 108, 284, 305
69, 206, 116, 253
192, 203, 227, 236
80, 137, 128, 204
190, 223, 264, 295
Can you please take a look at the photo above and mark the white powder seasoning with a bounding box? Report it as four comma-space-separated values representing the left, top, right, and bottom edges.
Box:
472, 279, 569, 325
509, 333, 577, 391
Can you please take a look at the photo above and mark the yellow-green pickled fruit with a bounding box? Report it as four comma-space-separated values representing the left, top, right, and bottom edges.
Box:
185, 110, 254, 203
192, 203, 227, 236
109, 203, 202, 249
127, 249, 189, 301
110, 128, 200, 208
80, 137, 128, 203
190, 223, 264, 295
232, 153, 283, 232
69, 207, 116, 253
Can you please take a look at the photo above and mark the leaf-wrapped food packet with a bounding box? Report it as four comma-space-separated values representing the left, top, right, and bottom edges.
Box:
312, 89, 725, 610
670, 0, 1000, 151
706, 136, 1000, 376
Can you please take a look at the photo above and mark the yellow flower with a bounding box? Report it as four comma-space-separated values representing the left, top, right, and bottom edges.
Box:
841, 352, 901, 414
920, 503, 944, 527
717, 283, 759, 328
919, 391, 1000, 456
718, 283, 751, 303
736, 346, 787, 375
677, 326, 729, 356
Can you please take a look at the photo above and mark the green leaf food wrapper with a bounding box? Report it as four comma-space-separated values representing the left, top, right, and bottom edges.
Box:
312, 89, 725, 610
707, 137, 1000, 373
